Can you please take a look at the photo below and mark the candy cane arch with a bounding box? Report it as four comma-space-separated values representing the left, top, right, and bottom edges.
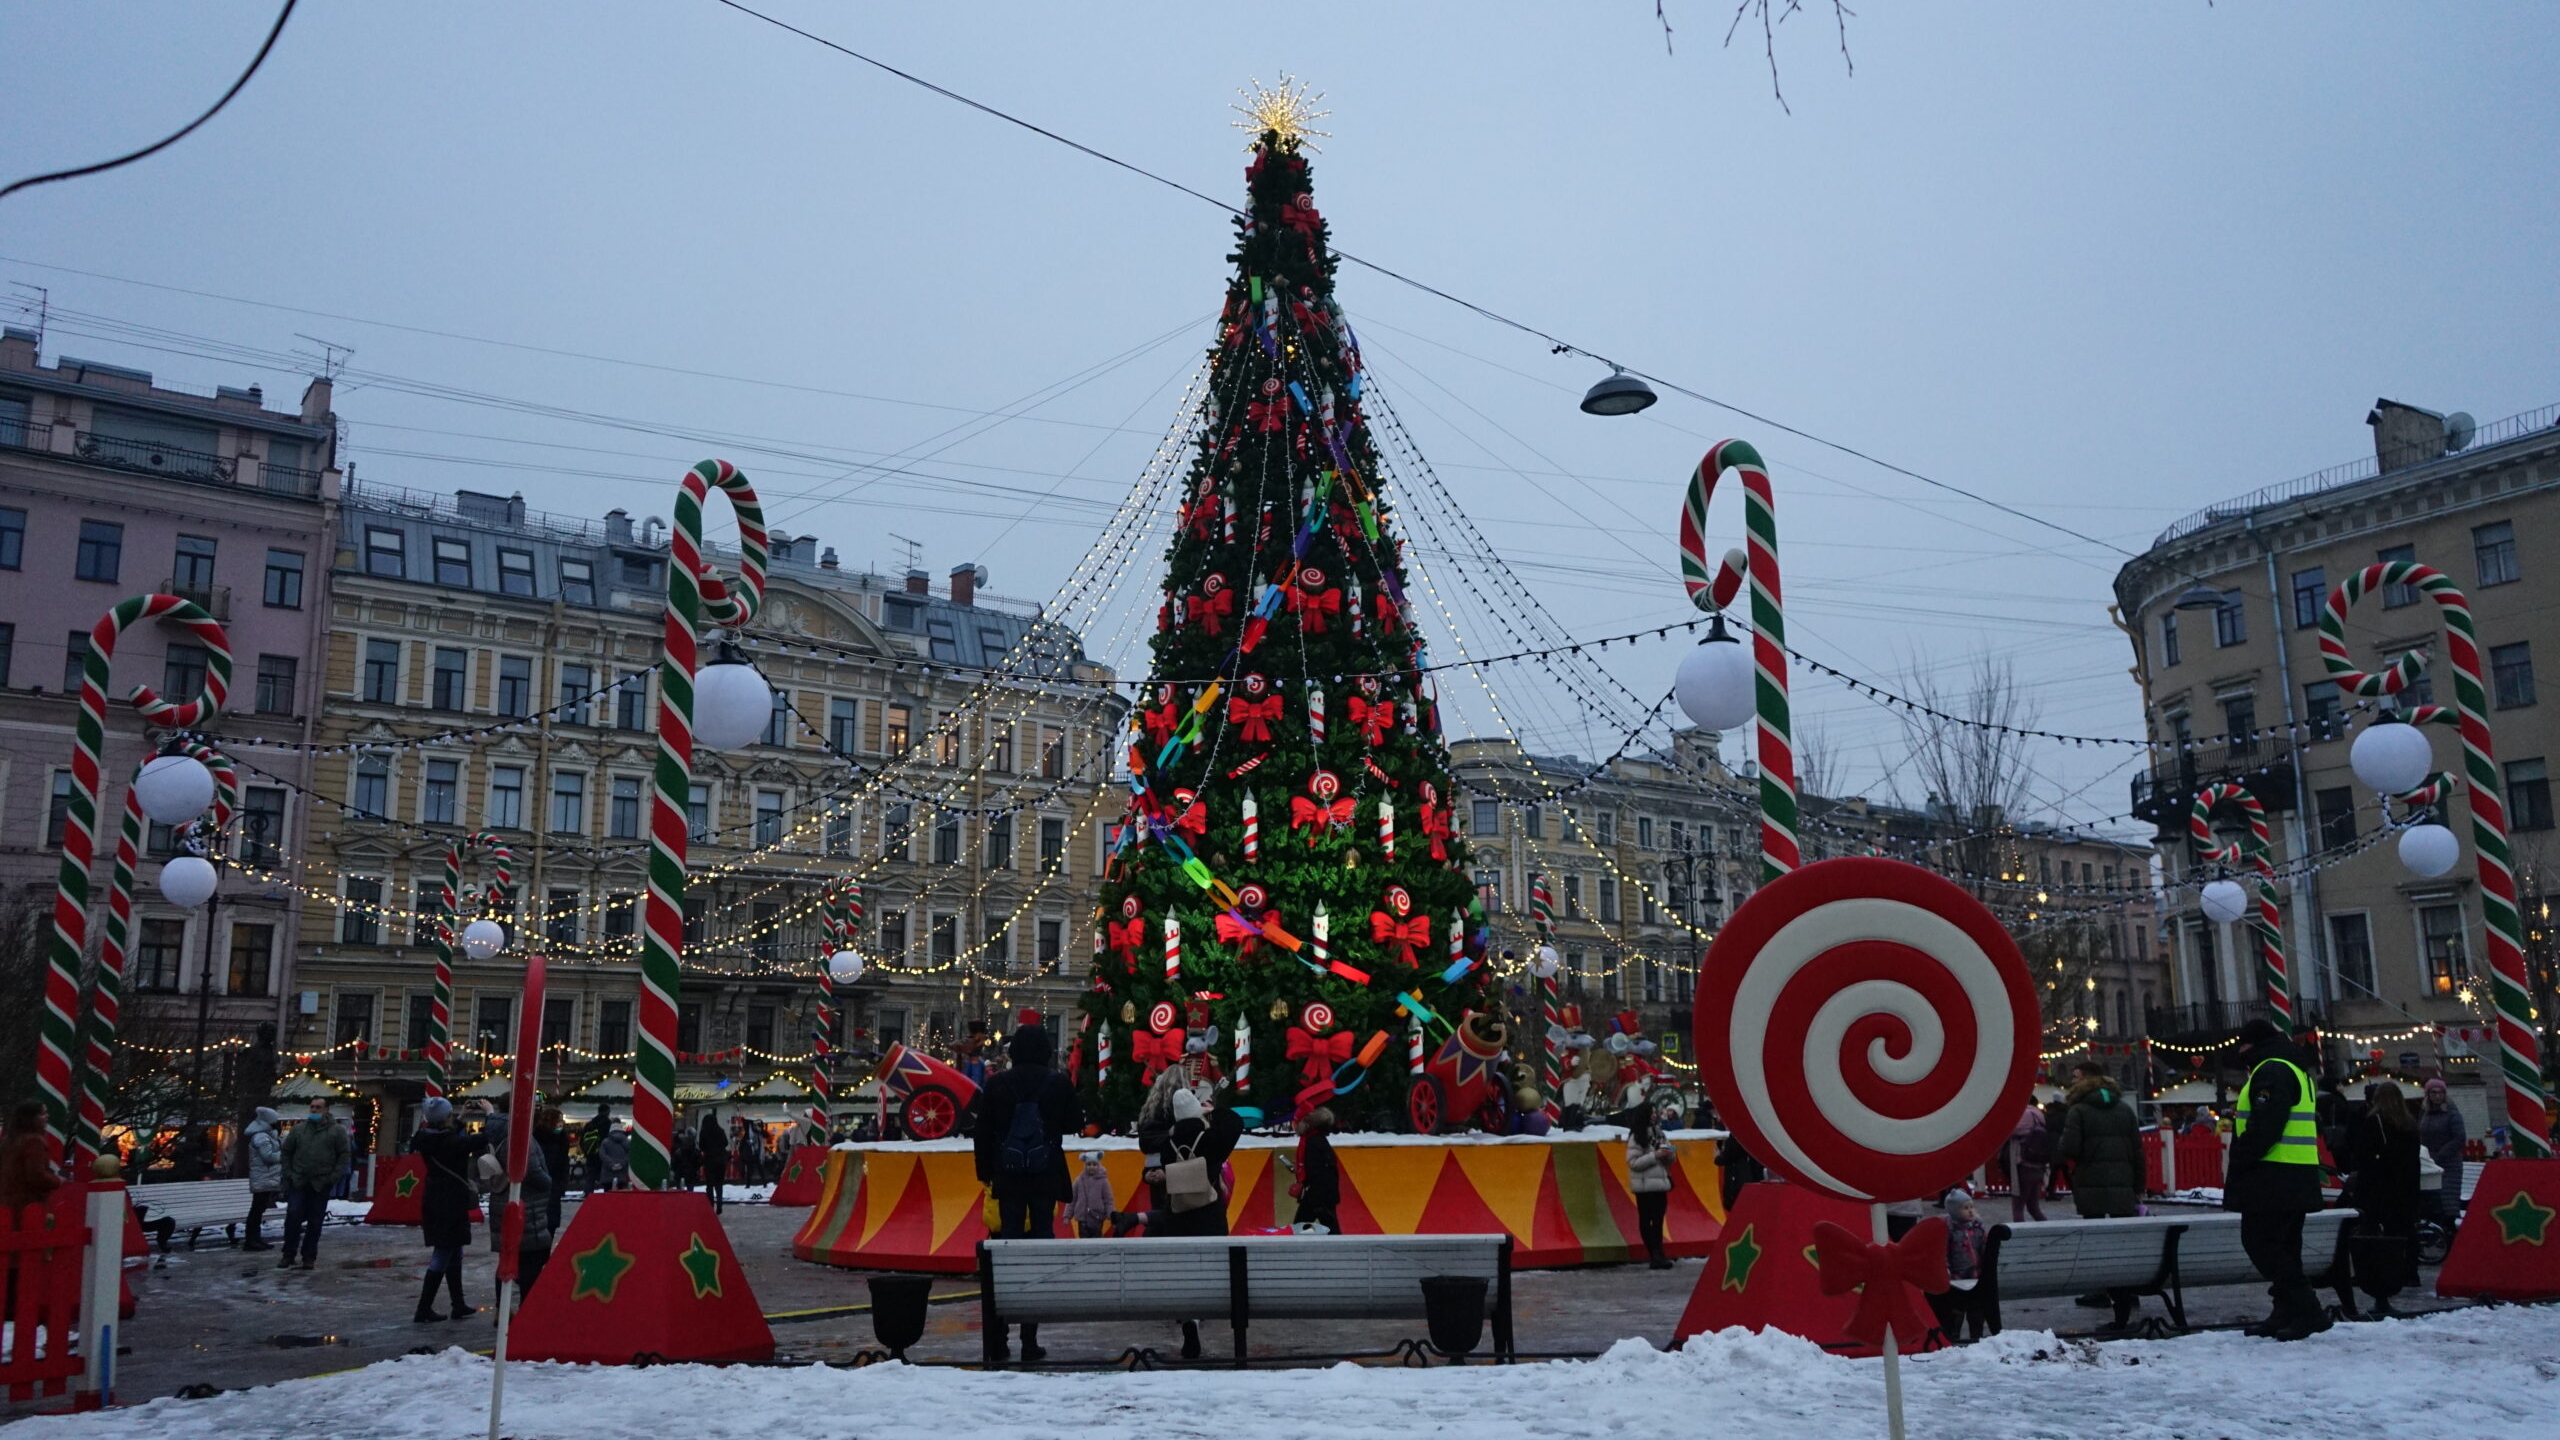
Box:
72, 740, 238, 1169
811, 880, 861, 1142
2188, 783, 2290, 1023
423, 829, 515, 1098
1529, 875, 1562, 1108
39, 593, 231, 1159
2319, 561, 2547, 1159
635, 460, 769, 1188
1682, 440, 1797, 879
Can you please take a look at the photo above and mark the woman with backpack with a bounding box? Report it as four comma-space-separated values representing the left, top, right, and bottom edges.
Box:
970, 1023, 1081, 1364
1133, 1070, 1244, 1361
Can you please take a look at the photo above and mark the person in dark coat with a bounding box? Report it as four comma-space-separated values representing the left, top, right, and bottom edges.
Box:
2339, 1080, 2422, 1317
536, 1110, 571, 1235
1289, 1106, 1342, 1235
2058, 1062, 2146, 1334
1132, 1073, 1243, 1361
698, 1113, 730, 1213
671, 1126, 700, 1190
969, 1023, 1082, 1364
409, 1097, 490, 1323
2223, 1019, 2328, 1340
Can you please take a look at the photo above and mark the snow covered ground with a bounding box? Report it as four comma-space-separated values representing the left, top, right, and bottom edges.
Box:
20, 1304, 2559, 1440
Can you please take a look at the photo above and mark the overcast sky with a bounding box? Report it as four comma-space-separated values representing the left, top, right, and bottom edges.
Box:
6, 3, 2553, 830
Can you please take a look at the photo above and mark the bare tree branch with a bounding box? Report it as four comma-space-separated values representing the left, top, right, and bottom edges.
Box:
1714, 0, 1857, 113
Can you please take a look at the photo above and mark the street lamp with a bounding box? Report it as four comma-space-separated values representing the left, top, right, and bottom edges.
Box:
1578, 367, 1657, 416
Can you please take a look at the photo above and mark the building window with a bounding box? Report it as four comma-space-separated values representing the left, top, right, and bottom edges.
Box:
2290, 566, 2327, 629
926, 620, 958, 662
2492, 642, 2536, 709
341, 876, 383, 945
559, 557, 595, 606
135, 917, 186, 993
763, 686, 790, 746
550, 771, 586, 834
0, 507, 21, 570
1644, 957, 1662, 1003
255, 654, 297, 715
423, 759, 459, 825
615, 672, 648, 731
409, 882, 440, 946
2304, 680, 2344, 742
1041, 726, 1066, 778
497, 548, 535, 597
2213, 590, 2246, 647
2474, 520, 2519, 587
546, 889, 582, 944
1524, 806, 1543, 841
260, 548, 304, 609
2507, 759, 2553, 832
884, 803, 913, 861
1597, 876, 1617, 921
432, 647, 468, 710
497, 656, 532, 717
754, 789, 785, 846
349, 754, 390, 818
604, 895, 637, 940
597, 1000, 632, 1054
2221, 694, 2257, 759
931, 914, 959, 963
824, 810, 853, 856
984, 914, 1012, 971
1596, 811, 1616, 846
933, 815, 962, 866
1037, 918, 1063, 971
879, 910, 908, 959
610, 776, 642, 838
542, 997, 574, 1048
171, 534, 216, 595
227, 923, 274, 996
240, 787, 285, 865
475, 995, 515, 1053
828, 697, 858, 754
488, 765, 526, 830
559, 663, 594, 725
433, 537, 472, 588
363, 639, 400, 703
364, 527, 405, 577
1470, 799, 1499, 835
937, 726, 961, 767
334, 992, 376, 1048
0, 622, 10, 687
75, 520, 122, 583
2391, 651, 2436, 708
747, 1005, 776, 1053
984, 814, 1014, 869
2380, 544, 2418, 606
885, 704, 913, 754
2160, 612, 2181, 667
1637, 816, 1654, 848
682, 898, 705, 946
1039, 816, 1065, 868
2420, 903, 2468, 995
687, 783, 712, 841
618, 555, 655, 588
162, 643, 207, 704
988, 725, 1014, 774
1563, 874, 1582, 915
407, 995, 435, 1051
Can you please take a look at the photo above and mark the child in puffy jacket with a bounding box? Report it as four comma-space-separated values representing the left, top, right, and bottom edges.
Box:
1932, 1190, 1991, 1342
1069, 1152, 1116, 1238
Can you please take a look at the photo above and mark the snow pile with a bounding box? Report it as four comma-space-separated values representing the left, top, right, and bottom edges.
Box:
18, 1305, 2559, 1439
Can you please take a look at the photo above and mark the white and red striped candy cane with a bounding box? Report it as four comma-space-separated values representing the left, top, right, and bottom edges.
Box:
1164, 916, 1182, 985
40, 593, 230, 1159
1680, 441, 1796, 880
1378, 797, 1395, 861
2188, 782, 2289, 1022
1242, 791, 1259, 863
425, 829, 515, 1098
809, 879, 860, 1141
1232, 1020, 1251, 1095
2318, 562, 2547, 1158
636, 460, 769, 1189
1307, 688, 1326, 744
1406, 1012, 1425, 1075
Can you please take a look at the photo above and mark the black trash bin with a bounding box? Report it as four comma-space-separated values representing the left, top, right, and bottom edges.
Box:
1419, 1275, 1488, 1362
869, 1274, 935, 1361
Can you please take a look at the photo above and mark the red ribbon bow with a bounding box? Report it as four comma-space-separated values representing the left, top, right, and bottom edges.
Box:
1345, 694, 1395, 745
1213, 909, 1265, 956
1189, 587, 1235, 636
1106, 917, 1146, 964
1226, 693, 1284, 743
1285, 1026, 1355, 1083
1184, 496, 1222, 541
1810, 1218, 1950, 1350
1287, 585, 1342, 634
1374, 591, 1403, 634
1279, 196, 1322, 234
1130, 1028, 1186, 1084
1247, 398, 1288, 433
1369, 911, 1435, 968
1290, 794, 1355, 842
1418, 803, 1452, 860
1171, 800, 1208, 839
1141, 702, 1179, 747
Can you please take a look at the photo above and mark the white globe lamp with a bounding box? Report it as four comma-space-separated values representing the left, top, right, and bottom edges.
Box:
2350, 722, 2434, 796
157, 854, 218, 908
460, 918, 508, 960
827, 948, 866, 985
1674, 623, 1756, 733
692, 659, 773, 753
134, 753, 216, 826
2199, 879, 2250, 925
1530, 945, 1561, 980
2398, 823, 2461, 879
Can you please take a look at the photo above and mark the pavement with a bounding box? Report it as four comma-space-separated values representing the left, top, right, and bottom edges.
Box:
2, 1193, 2477, 1422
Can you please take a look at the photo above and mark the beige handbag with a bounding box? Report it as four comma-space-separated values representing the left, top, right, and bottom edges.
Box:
1162, 1135, 1219, 1214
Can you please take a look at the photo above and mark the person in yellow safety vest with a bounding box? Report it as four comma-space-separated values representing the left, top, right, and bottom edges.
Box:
2222, 1018, 2330, 1341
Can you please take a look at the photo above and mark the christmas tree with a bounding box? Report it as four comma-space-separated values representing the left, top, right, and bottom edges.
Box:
1079, 84, 1496, 1131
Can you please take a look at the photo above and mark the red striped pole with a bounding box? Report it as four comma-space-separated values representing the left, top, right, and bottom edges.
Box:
2188, 782, 2289, 1022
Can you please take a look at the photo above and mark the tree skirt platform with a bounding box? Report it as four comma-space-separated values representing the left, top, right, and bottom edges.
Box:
790, 1129, 1728, 1273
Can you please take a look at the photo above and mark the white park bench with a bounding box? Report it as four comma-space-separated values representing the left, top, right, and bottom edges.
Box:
130, 1178, 258, 1253
977, 1234, 1516, 1366
1976, 1209, 2356, 1335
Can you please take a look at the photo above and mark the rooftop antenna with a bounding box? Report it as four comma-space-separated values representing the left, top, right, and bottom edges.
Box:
887, 532, 923, 573
294, 333, 352, 381
7, 284, 47, 350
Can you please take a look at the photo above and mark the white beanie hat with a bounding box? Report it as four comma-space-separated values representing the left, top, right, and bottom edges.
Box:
1171, 1087, 1205, 1123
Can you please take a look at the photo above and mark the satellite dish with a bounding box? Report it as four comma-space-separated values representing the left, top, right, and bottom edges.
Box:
2444, 411, 2477, 452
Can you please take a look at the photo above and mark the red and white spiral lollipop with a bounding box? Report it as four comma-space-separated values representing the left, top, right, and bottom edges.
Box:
1149, 1001, 1181, 1034
1694, 857, 2037, 1204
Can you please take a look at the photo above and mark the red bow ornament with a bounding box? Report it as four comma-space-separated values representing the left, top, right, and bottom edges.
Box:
1189, 586, 1235, 636
1131, 1028, 1186, 1085
1290, 794, 1355, 843
1374, 591, 1404, 635
1810, 1218, 1951, 1350
1369, 911, 1435, 968
1285, 1026, 1355, 1083
1141, 700, 1180, 748
1106, 917, 1146, 967
1345, 695, 1395, 745
1184, 495, 1222, 541
1418, 802, 1452, 861
1288, 584, 1342, 634
1247, 398, 1288, 433
1213, 909, 1267, 960
1278, 193, 1322, 235
1226, 693, 1284, 743
1171, 799, 1209, 840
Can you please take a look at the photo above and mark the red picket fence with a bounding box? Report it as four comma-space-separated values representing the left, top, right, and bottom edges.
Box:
2140, 1129, 2230, 1194
2, 1198, 92, 1402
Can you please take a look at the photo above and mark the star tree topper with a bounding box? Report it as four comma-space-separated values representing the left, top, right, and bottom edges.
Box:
1232, 75, 1331, 152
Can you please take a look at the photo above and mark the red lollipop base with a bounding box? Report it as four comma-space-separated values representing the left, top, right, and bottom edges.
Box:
508, 1189, 775, 1365
2435, 1159, 2560, 1301
1672, 1181, 1942, 1359
767, 1144, 831, 1207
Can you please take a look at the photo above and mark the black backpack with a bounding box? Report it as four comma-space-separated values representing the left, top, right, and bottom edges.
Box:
998, 1089, 1053, 1175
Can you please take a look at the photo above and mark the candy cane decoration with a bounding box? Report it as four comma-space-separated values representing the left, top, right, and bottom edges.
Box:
1407, 1011, 1425, 1075
1307, 687, 1326, 744
1312, 901, 1331, 972
635, 460, 770, 1188
1378, 797, 1395, 861
1097, 1017, 1114, 1079
1538, 957, 1564, 1117
1682, 441, 1797, 879
1164, 916, 1183, 985
2319, 561, 2548, 1158
1242, 791, 1260, 862
40, 593, 230, 1158
811, 879, 861, 1142
426, 829, 516, 1097
1233, 1020, 1252, 1095
2188, 783, 2289, 1022
72, 740, 237, 1169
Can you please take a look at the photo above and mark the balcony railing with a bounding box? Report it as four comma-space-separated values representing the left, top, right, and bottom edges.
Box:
2129, 740, 2298, 834
0, 417, 47, 452
75, 431, 233, 482
258, 462, 323, 498
161, 580, 232, 620
2154, 400, 2560, 547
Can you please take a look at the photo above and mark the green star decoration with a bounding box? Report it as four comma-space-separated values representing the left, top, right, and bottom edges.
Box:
1720, 1224, 1762, 1293
679, 1233, 725, 1299
2490, 1190, 2556, 1246
785, 1160, 804, 1183
393, 1170, 419, 1199
568, 1234, 636, 1304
